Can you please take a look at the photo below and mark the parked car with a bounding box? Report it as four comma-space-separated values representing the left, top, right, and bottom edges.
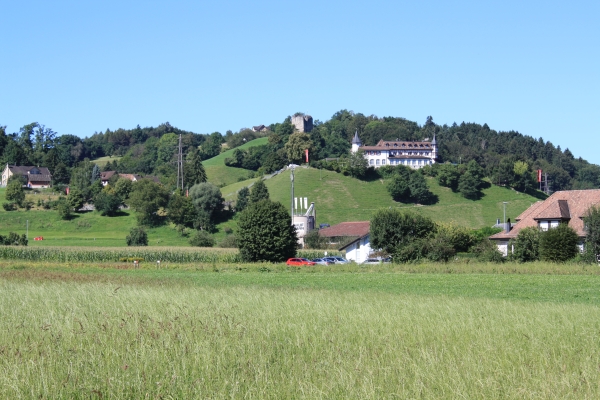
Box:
361, 258, 382, 264
312, 258, 331, 266
286, 258, 316, 266
361, 257, 392, 264
323, 256, 349, 264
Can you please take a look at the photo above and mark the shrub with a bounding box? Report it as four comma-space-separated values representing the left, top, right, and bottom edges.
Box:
511, 227, 540, 262
370, 209, 435, 255
94, 191, 122, 216
2, 202, 16, 211
583, 206, 600, 262
539, 223, 579, 262
56, 198, 73, 220
304, 229, 328, 249
0, 232, 28, 246
126, 227, 148, 246
189, 231, 216, 247
5, 179, 25, 206
472, 239, 504, 263
218, 234, 238, 248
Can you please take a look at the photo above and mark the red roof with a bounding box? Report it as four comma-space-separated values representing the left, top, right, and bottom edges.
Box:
361, 139, 433, 151
318, 221, 370, 238
490, 189, 600, 240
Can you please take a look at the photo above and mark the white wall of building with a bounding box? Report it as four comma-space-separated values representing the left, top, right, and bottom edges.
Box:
344, 235, 372, 263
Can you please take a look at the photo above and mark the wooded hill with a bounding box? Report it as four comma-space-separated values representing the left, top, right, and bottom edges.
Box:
1, 111, 599, 192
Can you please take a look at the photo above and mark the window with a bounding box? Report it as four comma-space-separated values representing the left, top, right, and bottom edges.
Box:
369, 159, 374, 165
382, 159, 386, 165
376, 159, 380, 165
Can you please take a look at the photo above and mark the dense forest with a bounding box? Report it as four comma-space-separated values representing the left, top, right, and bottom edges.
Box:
1, 110, 599, 192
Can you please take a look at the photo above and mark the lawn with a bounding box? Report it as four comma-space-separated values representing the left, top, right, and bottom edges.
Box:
1, 264, 599, 398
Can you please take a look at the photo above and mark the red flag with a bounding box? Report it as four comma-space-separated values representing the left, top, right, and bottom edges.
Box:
305, 149, 309, 163
186, 189, 189, 197
66, 187, 70, 195
537, 169, 542, 183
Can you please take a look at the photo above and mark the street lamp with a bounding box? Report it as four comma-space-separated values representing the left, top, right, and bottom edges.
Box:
290, 166, 295, 225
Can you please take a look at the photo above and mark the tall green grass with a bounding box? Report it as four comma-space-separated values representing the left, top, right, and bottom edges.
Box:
1, 280, 599, 398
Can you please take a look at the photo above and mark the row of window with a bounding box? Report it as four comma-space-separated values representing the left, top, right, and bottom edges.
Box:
384, 143, 431, 148
365, 151, 431, 156
369, 159, 433, 166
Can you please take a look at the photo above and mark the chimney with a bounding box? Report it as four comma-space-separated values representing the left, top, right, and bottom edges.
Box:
505, 218, 511, 233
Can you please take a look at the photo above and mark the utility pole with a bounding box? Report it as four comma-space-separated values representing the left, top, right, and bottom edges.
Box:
176, 134, 183, 190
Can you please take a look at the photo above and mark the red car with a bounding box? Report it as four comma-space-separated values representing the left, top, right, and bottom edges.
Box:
286, 258, 316, 266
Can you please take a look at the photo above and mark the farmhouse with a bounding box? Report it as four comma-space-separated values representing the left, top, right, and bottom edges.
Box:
489, 189, 600, 256
319, 221, 372, 263
351, 131, 438, 169
1, 164, 52, 188
100, 171, 117, 186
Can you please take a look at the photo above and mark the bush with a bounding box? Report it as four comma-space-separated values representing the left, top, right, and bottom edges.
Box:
2, 202, 16, 211
539, 223, 579, 262
5, 179, 25, 206
472, 239, 504, 263
126, 227, 148, 246
94, 191, 122, 216
189, 231, 216, 247
304, 229, 328, 249
0, 232, 28, 246
218, 234, 238, 248
511, 227, 540, 262
56, 198, 73, 220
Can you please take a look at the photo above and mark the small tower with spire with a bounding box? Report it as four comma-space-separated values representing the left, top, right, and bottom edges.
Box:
351, 129, 362, 153
431, 134, 438, 161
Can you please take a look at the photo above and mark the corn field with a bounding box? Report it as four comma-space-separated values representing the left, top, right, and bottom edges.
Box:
0, 246, 343, 264
0, 246, 242, 263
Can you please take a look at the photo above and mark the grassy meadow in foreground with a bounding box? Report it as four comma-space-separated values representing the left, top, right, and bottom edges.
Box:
1, 264, 600, 398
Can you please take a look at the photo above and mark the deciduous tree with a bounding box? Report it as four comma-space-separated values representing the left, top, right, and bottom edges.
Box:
237, 199, 297, 262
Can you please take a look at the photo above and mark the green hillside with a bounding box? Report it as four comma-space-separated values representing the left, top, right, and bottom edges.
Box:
0, 189, 188, 247
90, 155, 122, 168
204, 137, 269, 187
221, 167, 543, 228
0, 166, 542, 248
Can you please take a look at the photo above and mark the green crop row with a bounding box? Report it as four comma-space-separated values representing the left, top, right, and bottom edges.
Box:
0, 246, 343, 264
0, 246, 242, 263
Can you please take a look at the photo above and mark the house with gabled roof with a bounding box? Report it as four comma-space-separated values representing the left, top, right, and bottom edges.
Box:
100, 171, 117, 186
489, 189, 600, 256
1, 164, 52, 188
318, 221, 372, 263
351, 131, 438, 169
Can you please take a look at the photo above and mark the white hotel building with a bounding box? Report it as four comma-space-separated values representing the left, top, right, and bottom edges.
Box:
351, 131, 438, 169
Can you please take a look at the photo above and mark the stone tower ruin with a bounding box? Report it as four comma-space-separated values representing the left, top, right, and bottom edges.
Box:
291, 113, 313, 133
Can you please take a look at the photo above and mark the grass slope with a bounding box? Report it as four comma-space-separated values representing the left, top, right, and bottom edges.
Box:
90, 155, 122, 167
0, 188, 189, 247
221, 167, 542, 228
204, 137, 269, 187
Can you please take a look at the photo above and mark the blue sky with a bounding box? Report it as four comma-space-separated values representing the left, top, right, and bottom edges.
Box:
2, 1, 599, 164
